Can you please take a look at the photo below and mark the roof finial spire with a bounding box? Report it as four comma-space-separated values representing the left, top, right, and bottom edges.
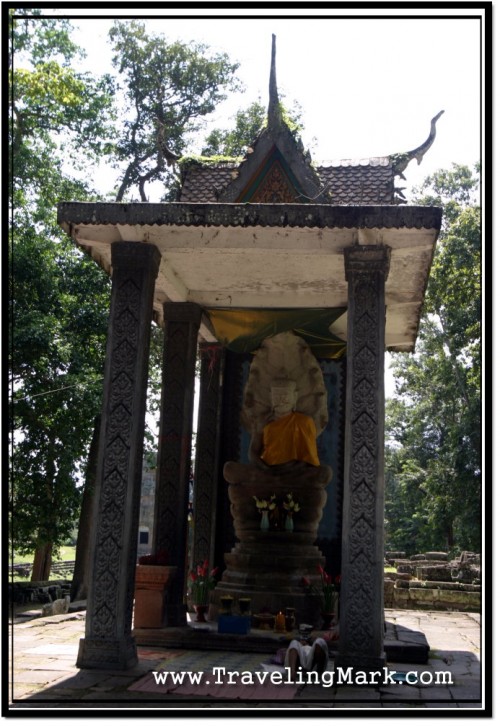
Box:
392, 110, 445, 178
268, 34, 281, 130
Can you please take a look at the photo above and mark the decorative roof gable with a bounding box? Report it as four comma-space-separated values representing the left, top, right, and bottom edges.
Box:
178, 37, 443, 207
218, 35, 330, 204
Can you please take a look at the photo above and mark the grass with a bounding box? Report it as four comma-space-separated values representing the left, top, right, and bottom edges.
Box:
13, 546, 76, 565
10, 546, 76, 582
52, 546, 76, 562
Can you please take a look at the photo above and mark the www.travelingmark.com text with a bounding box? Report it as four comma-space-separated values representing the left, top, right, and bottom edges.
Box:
151, 666, 453, 688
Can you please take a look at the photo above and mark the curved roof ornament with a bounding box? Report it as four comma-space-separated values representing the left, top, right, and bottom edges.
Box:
267, 34, 282, 131
391, 110, 445, 179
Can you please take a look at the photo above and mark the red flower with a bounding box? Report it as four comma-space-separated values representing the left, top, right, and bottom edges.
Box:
301, 576, 311, 587
197, 559, 208, 576
335, 575, 341, 586
189, 559, 219, 605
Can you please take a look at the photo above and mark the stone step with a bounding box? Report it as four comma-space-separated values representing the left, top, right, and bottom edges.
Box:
134, 620, 430, 664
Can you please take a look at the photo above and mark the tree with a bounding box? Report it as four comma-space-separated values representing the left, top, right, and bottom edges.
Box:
108, 20, 241, 201
9, 10, 115, 577
9, 13, 242, 581
201, 98, 306, 157
385, 164, 481, 555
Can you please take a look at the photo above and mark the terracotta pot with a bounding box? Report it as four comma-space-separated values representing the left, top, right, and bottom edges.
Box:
135, 564, 176, 589
133, 565, 177, 629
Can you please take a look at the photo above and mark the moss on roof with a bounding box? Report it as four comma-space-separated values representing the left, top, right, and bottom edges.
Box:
179, 154, 243, 170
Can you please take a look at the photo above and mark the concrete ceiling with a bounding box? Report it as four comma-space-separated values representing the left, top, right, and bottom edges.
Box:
58, 202, 442, 353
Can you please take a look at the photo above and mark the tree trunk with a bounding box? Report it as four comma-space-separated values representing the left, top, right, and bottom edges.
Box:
31, 541, 52, 581
70, 415, 100, 602
446, 522, 455, 551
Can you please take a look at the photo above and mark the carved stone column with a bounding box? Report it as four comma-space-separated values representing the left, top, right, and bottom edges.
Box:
77, 242, 160, 670
153, 302, 202, 626
191, 343, 224, 571
214, 351, 244, 565
337, 245, 391, 673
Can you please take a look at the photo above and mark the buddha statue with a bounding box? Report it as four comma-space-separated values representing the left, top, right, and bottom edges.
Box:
216, 332, 332, 620
251, 380, 320, 469
224, 331, 332, 486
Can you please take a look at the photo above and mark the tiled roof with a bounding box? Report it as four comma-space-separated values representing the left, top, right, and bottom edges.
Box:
316, 159, 394, 205
179, 157, 397, 205
179, 162, 238, 203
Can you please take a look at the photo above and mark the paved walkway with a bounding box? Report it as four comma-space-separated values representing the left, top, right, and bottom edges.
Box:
7, 608, 484, 714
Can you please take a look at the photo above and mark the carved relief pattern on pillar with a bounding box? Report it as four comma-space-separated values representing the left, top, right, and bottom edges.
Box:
86, 243, 160, 647
346, 272, 383, 654
192, 345, 223, 567
155, 321, 198, 559
92, 277, 140, 637
217, 352, 245, 558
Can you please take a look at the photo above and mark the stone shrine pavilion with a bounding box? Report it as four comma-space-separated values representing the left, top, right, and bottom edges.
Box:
58, 36, 442, 674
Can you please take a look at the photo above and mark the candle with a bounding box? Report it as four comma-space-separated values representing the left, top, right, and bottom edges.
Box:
275, 611, 286, 632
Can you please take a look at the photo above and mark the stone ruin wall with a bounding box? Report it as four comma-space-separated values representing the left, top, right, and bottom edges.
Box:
383, 551, 481, 612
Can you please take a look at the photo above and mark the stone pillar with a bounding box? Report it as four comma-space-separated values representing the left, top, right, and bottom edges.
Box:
191, 343, 225, 571
337, 245, 390, 673
153, 302, 202, 626
77, 242, 161, 670
214, 351, 244, 565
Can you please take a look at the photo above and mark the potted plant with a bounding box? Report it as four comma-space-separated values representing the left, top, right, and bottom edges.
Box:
301, 565, 340, 629
188, 560, 219, 622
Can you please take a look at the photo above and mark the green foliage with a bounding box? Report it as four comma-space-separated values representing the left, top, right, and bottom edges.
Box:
179, 154, 242, 168
108, 20, 241, 201
9, 14, 243, 557
201, 98, 305, 157
10, 12, 116, 173
385, 164, 481, 555
9, 13, 113, 556
202, 100, 267, 157
279, 101, 306, 138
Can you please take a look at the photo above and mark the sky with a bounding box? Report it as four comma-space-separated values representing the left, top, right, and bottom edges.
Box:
43, 5, 485, 400
19, 4, 487, 398
41, 5, 484, 201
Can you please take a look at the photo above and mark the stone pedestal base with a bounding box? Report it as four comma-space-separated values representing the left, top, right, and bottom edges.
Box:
216, 461, 332, 624
76, 635, 137, 670
211, 588, 322, 628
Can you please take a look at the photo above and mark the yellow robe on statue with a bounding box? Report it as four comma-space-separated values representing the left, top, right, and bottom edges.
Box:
260, 411, 320, 467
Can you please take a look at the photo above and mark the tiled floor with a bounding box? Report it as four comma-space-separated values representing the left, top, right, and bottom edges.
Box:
7, 609, 485, 714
